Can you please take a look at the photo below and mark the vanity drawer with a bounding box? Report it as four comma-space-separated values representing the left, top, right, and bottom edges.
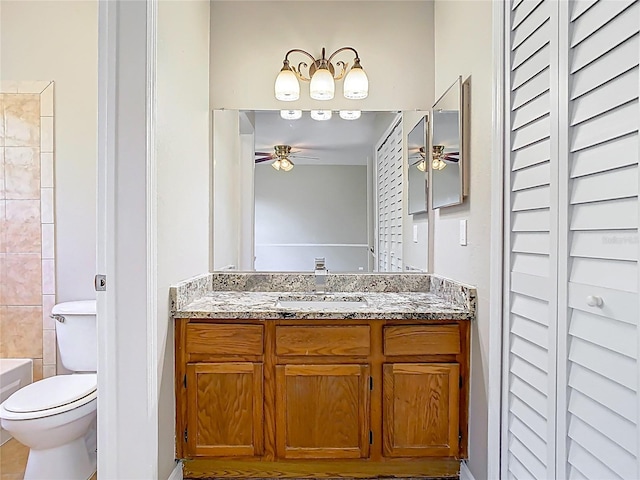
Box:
276, 326, 370, 356
384, 325, 460, 356
186, 323, 263, 356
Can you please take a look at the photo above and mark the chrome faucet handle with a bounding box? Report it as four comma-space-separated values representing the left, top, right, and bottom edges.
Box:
314, 257, 326, 271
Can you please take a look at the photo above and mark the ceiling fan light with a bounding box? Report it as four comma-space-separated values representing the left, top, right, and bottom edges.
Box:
339, 110, 361, 120
271, 159, 282, 170
310, 109, 332, 121
343, 63, 368, 100
416, 160, 427, 172
280, 158, 294, 172
309, 67, 335, 100
280, 109, 302, 120
275, 67, 300, 101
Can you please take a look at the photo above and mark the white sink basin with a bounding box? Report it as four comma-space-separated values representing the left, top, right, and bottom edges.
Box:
276, 300, 369, 310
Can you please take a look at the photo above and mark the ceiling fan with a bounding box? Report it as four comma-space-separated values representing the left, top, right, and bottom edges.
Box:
254, 144, 319, 172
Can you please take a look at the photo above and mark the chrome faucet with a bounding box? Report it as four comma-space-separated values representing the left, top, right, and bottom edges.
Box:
314, 257, 327, 294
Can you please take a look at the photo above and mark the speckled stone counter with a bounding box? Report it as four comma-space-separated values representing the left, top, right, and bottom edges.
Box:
170, 272, 476, 321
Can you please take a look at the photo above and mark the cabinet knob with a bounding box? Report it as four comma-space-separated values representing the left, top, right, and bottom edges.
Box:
586, 295, 603, 307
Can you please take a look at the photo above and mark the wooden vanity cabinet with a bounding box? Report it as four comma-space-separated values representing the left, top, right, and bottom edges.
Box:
176, 322, 265, 458
176, 318, 470, 473
274, 325, 372, 459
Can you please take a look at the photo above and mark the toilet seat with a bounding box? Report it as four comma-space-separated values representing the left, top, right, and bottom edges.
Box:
0, 374, 97, 421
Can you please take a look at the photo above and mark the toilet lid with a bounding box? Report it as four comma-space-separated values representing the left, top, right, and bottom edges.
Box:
3, 374, 97, 413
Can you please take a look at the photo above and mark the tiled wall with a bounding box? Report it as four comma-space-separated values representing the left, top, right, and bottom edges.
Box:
0, 81, 56, 380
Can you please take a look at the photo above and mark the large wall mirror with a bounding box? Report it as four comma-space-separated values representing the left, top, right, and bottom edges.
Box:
431, 76, 465, 209
407, 115, 428, 214
211, 109, 430, 274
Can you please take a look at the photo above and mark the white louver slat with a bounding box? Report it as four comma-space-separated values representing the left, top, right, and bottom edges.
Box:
503, 0, 557, 477
376, 119, 403, 272
559, 1, 639, 478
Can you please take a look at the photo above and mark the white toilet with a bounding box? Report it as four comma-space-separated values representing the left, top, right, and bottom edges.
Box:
0, 300, 97, 480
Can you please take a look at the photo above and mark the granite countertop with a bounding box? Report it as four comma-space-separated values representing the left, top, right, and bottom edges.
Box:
175, 290, 472, 320
171, 273, 476, 321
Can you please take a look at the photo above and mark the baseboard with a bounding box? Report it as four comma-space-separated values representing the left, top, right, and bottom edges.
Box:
460, 461, 477, 480
168, 460, 183, 480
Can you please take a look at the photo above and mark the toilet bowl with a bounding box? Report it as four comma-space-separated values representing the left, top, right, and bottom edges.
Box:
0, 374, 97, 480
0, 301, 97, 480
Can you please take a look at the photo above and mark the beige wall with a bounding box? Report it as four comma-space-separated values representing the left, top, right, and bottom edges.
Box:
156, 1, 211, 476
0, 84, 57, 380
433, 1, 493, 479
0, 1, 98, 305
210, 1, 435, 112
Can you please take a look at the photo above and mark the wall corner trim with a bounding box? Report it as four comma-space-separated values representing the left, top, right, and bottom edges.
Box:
460, 460, 477, 480
167, 461, 183, 480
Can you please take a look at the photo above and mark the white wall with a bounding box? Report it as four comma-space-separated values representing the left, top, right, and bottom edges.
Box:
433, 1, 493, 479
210, 1, 434, 112
212, 110, 241, 269
0, 0, 98, 303
255, 164, 368, 272
156, 1, 211, 478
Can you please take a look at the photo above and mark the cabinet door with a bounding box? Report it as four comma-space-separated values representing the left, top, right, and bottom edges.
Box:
383, 363, 459, 457
186, 362, 263, 457
276, 364, 370, 459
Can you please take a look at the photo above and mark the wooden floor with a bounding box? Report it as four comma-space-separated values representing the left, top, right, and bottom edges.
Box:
0, 438, 97, 480
183, 458, 461, 479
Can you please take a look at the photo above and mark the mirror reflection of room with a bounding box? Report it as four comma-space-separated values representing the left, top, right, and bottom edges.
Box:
211, 109, 429, 273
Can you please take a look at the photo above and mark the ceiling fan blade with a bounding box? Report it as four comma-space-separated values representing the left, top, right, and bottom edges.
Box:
290, 154, 320, 160
255, 151, 272, 156
255, 157, 274, 163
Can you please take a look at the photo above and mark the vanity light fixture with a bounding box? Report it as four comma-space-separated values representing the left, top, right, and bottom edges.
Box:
310, 109, 332, 121
432, 145, 447, 171
280, 109, 302, 120
339, 110, 361, 120
275, 47, 369, 101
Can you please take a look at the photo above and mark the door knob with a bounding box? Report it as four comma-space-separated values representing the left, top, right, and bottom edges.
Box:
586, 295, 603, 307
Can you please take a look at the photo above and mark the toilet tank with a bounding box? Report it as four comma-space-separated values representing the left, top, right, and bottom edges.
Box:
51, 300, 97, 373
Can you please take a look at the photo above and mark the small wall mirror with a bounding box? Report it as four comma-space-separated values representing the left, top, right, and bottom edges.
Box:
407, 115, 428, 215
431, 76, 464, 209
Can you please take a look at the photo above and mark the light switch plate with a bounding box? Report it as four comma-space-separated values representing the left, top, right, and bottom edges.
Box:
459, 220, 467, 246
413, 224, 419, 243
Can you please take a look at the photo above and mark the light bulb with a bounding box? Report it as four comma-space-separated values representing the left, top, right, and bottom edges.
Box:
271, 159, 281, 170
274, 67, 300, 101
339, 110, 361, 120
280, 109, 302, 120
309, 67, 335, 100
310, 110, 332, 121
343, 62, 369, 99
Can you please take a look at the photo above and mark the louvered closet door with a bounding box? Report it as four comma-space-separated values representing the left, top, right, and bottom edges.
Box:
377, 119, 403, 272
503, 0, 559, 478
558, 1, 640, 478
503, 0, 640, 478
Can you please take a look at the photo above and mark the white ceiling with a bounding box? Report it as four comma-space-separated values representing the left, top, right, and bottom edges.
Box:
251, 110, 395, 166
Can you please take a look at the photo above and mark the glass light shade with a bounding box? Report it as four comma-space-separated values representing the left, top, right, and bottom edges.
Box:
280, 109, 302, 120
275, 69, 300, 101
309, 67, 335, 100
310, 110, 332, 121
416, 160, 427, 172
343, 66, 369, 99
339, 110, 361, 120
271, 159, 281, 170
280, 158, 294, 171
432, 158, 440, 170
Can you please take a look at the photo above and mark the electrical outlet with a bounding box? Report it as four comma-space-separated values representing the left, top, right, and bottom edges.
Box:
459, 220, 467, 246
